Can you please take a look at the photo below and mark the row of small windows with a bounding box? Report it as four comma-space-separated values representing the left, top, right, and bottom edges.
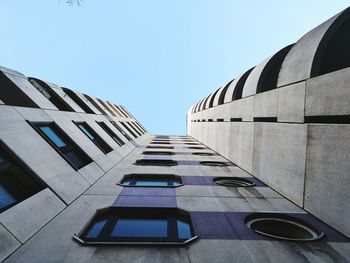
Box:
31, 122, 93, 170
29, 120, 142, 171
73, 174, 262, 245
118, 173, 256, 188
191, 118, 241, 122
75, 122, 113, 154
1, 142, 323, 245
0, 119, 145, 214
96, 121, 125, 147
75, 208, 325, 245
76, 207, 325, 245
0, 72, 132, 120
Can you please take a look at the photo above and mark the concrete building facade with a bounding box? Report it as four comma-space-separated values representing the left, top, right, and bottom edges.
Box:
0, 6, 350, 263
188, 5, 350, 256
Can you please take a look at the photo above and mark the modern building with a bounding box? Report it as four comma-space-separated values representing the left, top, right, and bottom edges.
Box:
1, 6, 350, 263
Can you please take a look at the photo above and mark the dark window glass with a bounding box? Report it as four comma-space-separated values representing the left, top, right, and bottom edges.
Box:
0, 144, 44, 213
75, 122, 113, 154
142, 151, 174, 156
134, 122, 146, 134
125, 122, 141, 137
177, 219, 192, 239
111, 218, 168, 238
84, 94, 108, 115
110, 121, 132, 141
97, 99, 117, 116
78, 124, 94, 140
135, 121, 147, 133
29, 78, 74, 112
134, 159, 178, 166
62, 88, 95, 114
76, 207, 196, 244
132, 121, 144, 133
32, 122, 92, 170
128, 122, 143, 136
120, 122, 138, 138
119, 106, 132, 118
146, 145, 174, 149
135, 180, 168, 187
120, 174, 182, 187
115, 105, 128, 117
39, 126, 66, 147
86, 219, 108, 238
151, 141, 171, 144
96, 122, 125, 146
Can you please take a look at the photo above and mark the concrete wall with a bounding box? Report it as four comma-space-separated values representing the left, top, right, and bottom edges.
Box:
187, 6, 350, 238
0, 65, 149, 260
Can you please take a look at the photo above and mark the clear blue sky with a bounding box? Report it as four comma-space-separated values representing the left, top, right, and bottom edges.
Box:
0, 1, 349, 135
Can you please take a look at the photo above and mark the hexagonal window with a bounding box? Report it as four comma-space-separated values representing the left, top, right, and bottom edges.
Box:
245, 213, 324, 241
134, 159, 178, 166
74, 207, 197, 245
118, 174, 183, 187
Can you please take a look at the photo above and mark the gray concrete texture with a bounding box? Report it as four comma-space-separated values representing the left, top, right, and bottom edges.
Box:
2, 6, 350, 262
188, 6, 350, 240
0, 63, 150, 262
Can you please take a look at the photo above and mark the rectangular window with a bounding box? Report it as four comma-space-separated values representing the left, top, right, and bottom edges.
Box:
111, 218, 168, 238
62, 88, 95, 114
126, 122, 142, 136
29, 78, 74, 112
120, 106, 133, 118
74, 122, 113, 154
110, 121, 132, 141
96, 122, 125, 146
115, 105, 129, 118
97, 99, 117, 117
31, 122, 92, 170
120, 174, 182, 187
0, 142, 44, 213
84, 94, 108, 115
134, 121, 147, 133
129, 122, 144, 135
120, 122, 138, 138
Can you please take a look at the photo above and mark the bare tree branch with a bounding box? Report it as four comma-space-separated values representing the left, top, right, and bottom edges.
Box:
60, 0, 84, 6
